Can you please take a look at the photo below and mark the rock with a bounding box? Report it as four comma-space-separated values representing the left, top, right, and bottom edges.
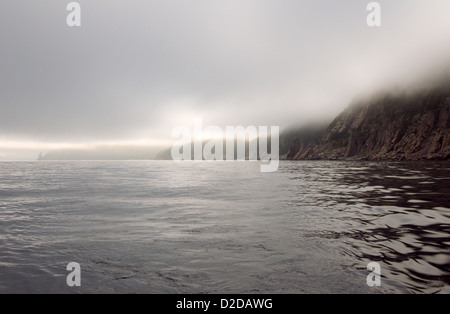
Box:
288, 86, 450, 161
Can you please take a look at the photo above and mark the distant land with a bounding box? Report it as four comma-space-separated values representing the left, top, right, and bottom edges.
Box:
39, 81, 450, 162
38, 145, 168, 161
286, 82, 450, 161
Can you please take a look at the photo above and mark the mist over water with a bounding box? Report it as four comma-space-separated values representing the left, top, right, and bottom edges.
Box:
1, 1, 450, 161
0, 161, 448, 293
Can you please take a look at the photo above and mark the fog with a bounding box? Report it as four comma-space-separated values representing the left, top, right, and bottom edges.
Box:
1, 0, 450, 159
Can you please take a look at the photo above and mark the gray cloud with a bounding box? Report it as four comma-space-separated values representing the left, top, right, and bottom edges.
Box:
1, 0, 450, 158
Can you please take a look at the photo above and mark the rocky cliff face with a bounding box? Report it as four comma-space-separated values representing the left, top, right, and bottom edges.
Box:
288, 87, 450, 161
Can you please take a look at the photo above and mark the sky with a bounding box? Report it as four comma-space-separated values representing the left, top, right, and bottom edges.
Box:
1, 0, 450, 160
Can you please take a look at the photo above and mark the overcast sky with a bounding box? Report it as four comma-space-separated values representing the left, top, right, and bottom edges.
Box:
1, 0, 450, 159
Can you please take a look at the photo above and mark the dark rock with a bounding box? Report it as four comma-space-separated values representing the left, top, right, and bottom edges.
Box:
288, 85, 450, 161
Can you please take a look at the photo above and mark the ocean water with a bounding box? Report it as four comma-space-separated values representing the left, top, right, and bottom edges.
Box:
0, 161, 449, 294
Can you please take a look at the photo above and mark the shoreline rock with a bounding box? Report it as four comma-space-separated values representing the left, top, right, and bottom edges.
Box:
287, 87, 450, 161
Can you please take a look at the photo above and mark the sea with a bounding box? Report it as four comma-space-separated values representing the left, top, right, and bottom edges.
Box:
0, 161, 449, 294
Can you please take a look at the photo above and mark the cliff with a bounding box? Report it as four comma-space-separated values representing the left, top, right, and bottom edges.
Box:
287, 86, 450, 161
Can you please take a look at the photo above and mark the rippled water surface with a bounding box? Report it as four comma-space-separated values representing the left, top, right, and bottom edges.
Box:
0, 161, 449, 294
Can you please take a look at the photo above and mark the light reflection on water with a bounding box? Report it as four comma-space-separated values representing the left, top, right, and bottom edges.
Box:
0, 161, 449, 293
